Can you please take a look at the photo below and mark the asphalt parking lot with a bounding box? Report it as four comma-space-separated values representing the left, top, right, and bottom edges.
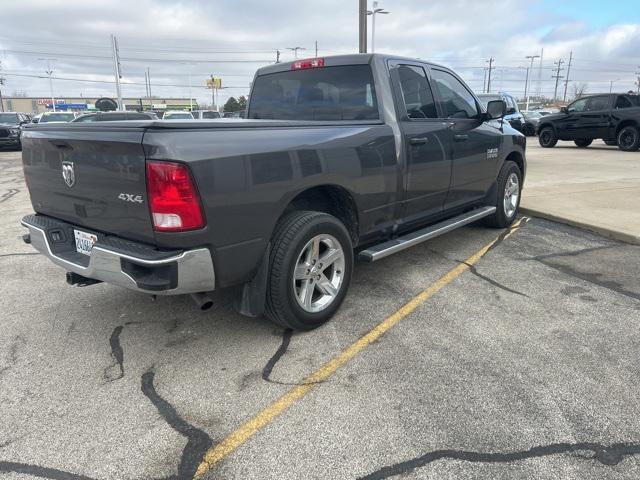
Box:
1, 148, 639, 480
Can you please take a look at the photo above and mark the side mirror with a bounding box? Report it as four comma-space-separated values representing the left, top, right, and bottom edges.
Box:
506, 107, 517, 115
32, 118, 39, 123
561, 106, 569, 114
486, 100, 507, 120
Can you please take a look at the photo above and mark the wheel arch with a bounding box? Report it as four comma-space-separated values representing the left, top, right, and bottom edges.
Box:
615, 119, 639, 137
504, 150, 526, 182
277, 184, 360, 245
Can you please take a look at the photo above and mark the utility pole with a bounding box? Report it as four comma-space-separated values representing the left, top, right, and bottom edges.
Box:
147, 67, 152, 110
486, 57, 495, 93
38, 58, 57, 112
359, 0, 367, 53
110, 34, 124, 111
609, 78, 620, 93
287, 47, 305, 58
0, 61, 4, 112
482, 67, 487, 94
563, 51, 573, 102
314, 41, 318, 58
525, 54, 540, 111
635, 67, 640, 94
552, 59, 565, 102
522, 66, 530, 103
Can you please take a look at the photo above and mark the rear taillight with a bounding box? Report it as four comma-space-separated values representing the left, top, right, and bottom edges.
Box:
146, 161, 205, 232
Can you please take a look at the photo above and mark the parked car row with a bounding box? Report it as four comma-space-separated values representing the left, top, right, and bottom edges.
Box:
0, 109, 240, 150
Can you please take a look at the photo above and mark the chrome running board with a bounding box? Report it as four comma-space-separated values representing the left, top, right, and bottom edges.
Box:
358, 206, 496, 262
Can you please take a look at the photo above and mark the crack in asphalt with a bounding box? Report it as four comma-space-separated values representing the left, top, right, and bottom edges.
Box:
426, 247, 527, 298
0, 335, 25, 377
103, 326, 125, 382
358, 441, 640, 479
0, 188, 19, 203
530, 245, 617, 261
141, 367, 213, 480
486, 216, 531, 253
0, 462, 99, 480
261, 329, 325, 387
262, 329, 293, 383
0, 252, 39, 258
462, 262, 529, 297
531, 246, 640, 301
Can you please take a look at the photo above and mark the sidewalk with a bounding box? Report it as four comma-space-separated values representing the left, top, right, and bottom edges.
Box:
521, 140, 640, 245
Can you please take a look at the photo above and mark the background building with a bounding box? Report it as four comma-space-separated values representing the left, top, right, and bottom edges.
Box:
1, 97, 196, 114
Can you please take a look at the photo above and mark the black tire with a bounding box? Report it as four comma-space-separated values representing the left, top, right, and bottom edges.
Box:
485, 160, 522, 228
574, 139, 593, 148
538, 127, 557, 148
604, 139, 618, 146
265, 210, 353, 330
617, 125, 640, 152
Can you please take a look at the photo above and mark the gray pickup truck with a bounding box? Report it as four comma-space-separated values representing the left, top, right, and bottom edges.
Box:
20, 54, 526, 330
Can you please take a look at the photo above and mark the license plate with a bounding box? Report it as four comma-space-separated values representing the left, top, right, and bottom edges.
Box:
74, 229, 97, 256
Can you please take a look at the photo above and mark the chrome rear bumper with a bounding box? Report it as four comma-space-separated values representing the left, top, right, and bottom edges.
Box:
21, 214, 215, 295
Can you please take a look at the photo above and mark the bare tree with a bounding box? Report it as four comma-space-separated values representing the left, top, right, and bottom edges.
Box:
11, 90, 29, 97
571, 82, 589, 99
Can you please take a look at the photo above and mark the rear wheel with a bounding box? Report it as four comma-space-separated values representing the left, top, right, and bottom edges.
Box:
574, 139, 593, 148
617, 125, 640, 151
485, 160, 522, 228
265, 211, 353, 330
538, 127, 557, 148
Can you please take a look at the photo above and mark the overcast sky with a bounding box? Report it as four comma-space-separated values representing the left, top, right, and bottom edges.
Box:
1, 0, 639, 106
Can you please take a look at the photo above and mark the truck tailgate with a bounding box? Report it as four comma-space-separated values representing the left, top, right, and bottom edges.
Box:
21, 126, 155, 243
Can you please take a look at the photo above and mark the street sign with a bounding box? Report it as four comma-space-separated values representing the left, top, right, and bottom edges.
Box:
206, 78, 222, 89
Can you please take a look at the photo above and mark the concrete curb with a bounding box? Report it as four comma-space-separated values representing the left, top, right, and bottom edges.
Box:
520, 207, 640, 246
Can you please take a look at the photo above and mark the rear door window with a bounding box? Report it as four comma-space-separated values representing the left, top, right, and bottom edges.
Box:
394, 65, 437, 119
586, 96, 610, 111
430, 69, 479, 119
615, 96, 637, 108
248, 65, 379, 121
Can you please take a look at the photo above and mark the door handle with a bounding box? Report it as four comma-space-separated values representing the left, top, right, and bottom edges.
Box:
409, 137, 429, 145
453, 134, 469, 141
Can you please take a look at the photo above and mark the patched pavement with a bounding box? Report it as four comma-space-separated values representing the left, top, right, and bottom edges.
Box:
1, 149, 639, 479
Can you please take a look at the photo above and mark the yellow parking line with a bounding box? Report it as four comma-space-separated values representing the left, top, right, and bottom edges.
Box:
194, 217, 529, 478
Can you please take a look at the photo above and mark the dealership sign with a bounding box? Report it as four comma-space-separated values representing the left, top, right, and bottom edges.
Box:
37, 98, 64, 105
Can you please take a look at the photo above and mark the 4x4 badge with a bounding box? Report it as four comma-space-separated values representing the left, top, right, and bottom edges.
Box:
61, 161, 75, 188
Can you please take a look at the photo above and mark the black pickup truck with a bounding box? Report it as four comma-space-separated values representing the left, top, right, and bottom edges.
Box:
537, 93, 640, 151
20, 54, 526, 330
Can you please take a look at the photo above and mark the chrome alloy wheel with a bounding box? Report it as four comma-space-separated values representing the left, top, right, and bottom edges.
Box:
503, 172, 520, 218
292, 234, 345, 313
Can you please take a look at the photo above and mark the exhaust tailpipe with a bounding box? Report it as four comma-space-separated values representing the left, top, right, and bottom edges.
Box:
190, 292, 214, 311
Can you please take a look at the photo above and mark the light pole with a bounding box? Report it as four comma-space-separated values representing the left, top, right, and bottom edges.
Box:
181, 62, 194, 111
609, 78, 620, 93
525, 54, 540, 111
287, 47, 306, 59
367, 1, 389, 53
38, 58, 57, 112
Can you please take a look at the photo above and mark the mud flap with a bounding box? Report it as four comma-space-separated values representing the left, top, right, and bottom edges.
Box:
235, 243, 270, 318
